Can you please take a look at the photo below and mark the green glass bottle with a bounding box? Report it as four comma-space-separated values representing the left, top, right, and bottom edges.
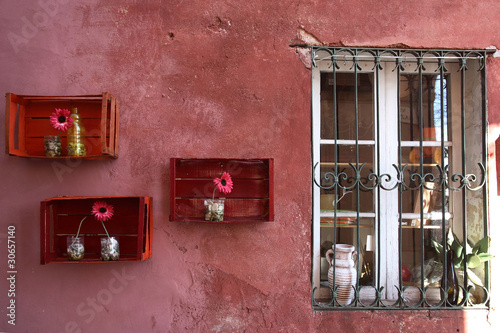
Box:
67, 107, 87, 156
446, 249, 459, 305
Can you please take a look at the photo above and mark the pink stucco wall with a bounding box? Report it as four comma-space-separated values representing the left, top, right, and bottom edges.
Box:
1, 0, 500, 332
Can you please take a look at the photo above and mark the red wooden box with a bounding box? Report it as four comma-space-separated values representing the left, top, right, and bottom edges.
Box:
40, 196, 152, 264
5, 93, 119, 158
170, 158, 274, 223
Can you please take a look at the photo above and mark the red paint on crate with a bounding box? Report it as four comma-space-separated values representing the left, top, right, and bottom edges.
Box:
170, 158, 274, 223
5, 92, 119, 158
40, 196, 152, 264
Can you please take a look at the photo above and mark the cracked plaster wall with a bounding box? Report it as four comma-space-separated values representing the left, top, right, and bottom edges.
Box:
1, 0, 500, 332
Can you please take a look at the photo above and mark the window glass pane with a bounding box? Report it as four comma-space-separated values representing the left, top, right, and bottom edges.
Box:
320, 144, 374, 164
400, 74, 450, 142
319, 145, 375, 213
400, 146, 450, 219
321, 73, 374, 140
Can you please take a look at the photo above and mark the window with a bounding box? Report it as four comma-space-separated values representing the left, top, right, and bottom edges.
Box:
311, 47, 489, 309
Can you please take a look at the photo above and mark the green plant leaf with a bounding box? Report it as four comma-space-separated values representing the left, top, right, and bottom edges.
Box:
472, 236, 490, 254
466, 268, 484, 286
477, 253, 495, 262
466, 254, 482, 268
446, 228, 455, 248
432, 239, 444, 257
447, 229, 464, 258
450, 239, 463, 259
453, 257, 463, 267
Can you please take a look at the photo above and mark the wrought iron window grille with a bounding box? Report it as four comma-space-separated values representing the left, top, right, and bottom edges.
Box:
311, 47, 490, 310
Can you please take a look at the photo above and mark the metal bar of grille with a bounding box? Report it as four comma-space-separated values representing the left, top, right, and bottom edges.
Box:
396, 52, 404, 306
331, 60, 338, 301
354, 55, 361, 297
481, 53, 490, 293
439, 56, 448, 308
375, 51, 382, 303
461, 60, 469, 292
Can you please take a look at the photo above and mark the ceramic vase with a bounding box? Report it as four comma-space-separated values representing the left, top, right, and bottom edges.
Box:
326, 244, 357, 305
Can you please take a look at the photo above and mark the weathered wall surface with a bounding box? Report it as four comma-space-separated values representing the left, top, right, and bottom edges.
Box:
0, 0, 499, 332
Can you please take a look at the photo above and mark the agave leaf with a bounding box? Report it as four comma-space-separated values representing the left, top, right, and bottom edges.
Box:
476, 253, 495, 262
453, 257, 463, 268
450, 239, 463, 259
466, 254, 482, 268
447, 229, 464, 258
432, 239, 444, 257
466, 240, 474, 254
446, 228, 455, 247
472, 236, 490, 254
466, 268, 484, 286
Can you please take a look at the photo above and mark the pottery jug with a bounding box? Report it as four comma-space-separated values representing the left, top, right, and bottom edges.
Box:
326, 244, 357, 305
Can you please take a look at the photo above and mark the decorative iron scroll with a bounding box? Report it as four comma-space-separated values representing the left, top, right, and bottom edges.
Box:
313, 162, 486, 193
311, 47, 486, 73
312, 283, 489, 309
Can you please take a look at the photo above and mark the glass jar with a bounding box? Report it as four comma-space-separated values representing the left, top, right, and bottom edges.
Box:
67, 236, 85, 261
101, 237, 120, 261
204, 199, 225, 222
44, 135, 62, 157
67, 107, 87, 156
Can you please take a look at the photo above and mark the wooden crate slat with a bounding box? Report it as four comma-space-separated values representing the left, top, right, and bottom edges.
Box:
134, 197, 144, 260
174, 198, 270, 218
6, 93, 118, 159
18, 94, 102, 99
40, 201, 52, 264
142, 197, 152, 260
55, 235, 139, 256
174, 179, 269, 198
25, 138, 105, 157
174, 159, 270, 179
113, 99, 120, 157
5, 93, 13, 155
268, 159, 275, 219
49, 255, 143, 263
45, 197, 142, 215
103, 94, 111, 155
54, 215, 139, 234
170, 158, 274, 223
40, 196, 152, 264
5, 93, 28, 155
24, 100, 102, 117
25, 118, 104, 137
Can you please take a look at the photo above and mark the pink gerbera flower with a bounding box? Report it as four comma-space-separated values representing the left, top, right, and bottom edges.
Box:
91, 201, 114, 222
213, 172, 233, 195
50, 108, 74, 132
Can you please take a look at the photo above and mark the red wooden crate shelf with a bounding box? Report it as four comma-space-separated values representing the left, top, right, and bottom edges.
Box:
40, 196, 152, 264
170, 158, 274, 223
5, 93, 119, 159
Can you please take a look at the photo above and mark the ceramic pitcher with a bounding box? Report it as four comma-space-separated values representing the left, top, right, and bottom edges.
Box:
326, 244, 357, 305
